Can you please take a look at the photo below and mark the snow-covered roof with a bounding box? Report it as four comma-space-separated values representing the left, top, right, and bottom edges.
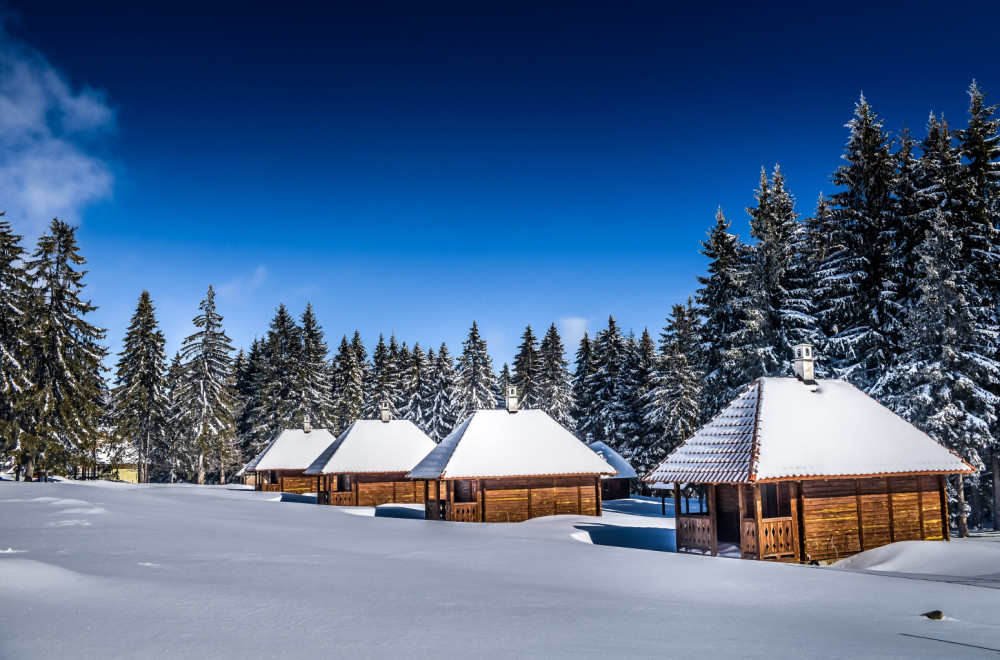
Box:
244, 428, 337, 473
408, 409, 617, 480
304, 420, 436, 475
588, 441, 637, 479
645, 377, 973, 485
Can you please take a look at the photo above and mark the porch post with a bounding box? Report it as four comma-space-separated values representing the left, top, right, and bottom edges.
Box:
790, 482, 802, 562
737, 483, 746, 558
708, 484, 718, 557
673, 482, 681, 520
753, 484, 763, 560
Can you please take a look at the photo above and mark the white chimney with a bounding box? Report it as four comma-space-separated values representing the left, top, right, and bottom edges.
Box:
303, 415, 312, 434
505, 385, 520, 413
380, 400, 392, 423
792, 343, 816, 383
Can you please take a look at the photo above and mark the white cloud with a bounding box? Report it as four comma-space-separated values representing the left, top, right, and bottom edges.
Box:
217, 265, 268, 301
558, 316, 589, 357
0, 27, 115, 232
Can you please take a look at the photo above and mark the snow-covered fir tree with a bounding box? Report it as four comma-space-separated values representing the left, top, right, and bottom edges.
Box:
21, 219, 107, 479
331, 335, 365, 433
427, 342, 458, 442
175, 285, 237, 484
695, 208, 745, 419
498, 362, 512, 407
729, 166, 818, 384
113, 290, 168, 483
401, 343, 433, 429
234, 338, 271, 459
0, 215, 31, 461
584, 316, 628, 446
620, 328, 658, 472
368, 334, 397, 418
816, 95, 902, 389
393, 339, 411, 415
643, 301, 703, 477
454, 322, 498, 419
571, 332, 596, 438
256, 304, 304, 435
299, 303, 334, 429
512, 325, 541, 409
534, 323, 574, 429
614, 331, 643, 456
872, 211, 997, 536
958, 81, 1000, 529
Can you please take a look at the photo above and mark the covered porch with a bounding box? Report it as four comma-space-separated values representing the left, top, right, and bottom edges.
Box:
672, 482, 800, 561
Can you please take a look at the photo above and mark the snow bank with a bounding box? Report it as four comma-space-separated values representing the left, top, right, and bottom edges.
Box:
833, 539, 1000, 578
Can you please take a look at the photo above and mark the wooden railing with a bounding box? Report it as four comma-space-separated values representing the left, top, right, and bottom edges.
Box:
759, 517, 797, 560
327, 491, 355, 506
675, 515, 712, 553
447, 501, 480, 522
741, 519, 758, 558
261, 484, 281, 492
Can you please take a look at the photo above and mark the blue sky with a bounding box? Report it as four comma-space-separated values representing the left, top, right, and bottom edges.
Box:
2, 1, 999, 367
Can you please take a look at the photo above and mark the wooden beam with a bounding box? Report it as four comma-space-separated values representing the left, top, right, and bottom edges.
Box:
737, 483, 746, 558
855, 479, 866, 552
595, 476, 602, 516
795, 481, 806, 562
708, 484, 718, 557
886, 477, 896, 543
480, 480, 486, 522
753, 484, 763, 561
940, 475, 950, 541
917, 481, 926, 540
673, 482, 681, 520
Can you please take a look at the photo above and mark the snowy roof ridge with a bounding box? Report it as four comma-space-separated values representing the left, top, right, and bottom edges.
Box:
304, 419, 436, 474
244, 427, 338, 473
644, 377, 972, 485
588, 441, 638, 479
408, 409, 616, 480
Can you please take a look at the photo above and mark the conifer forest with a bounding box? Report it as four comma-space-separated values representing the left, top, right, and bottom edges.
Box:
2, 85, 999, 535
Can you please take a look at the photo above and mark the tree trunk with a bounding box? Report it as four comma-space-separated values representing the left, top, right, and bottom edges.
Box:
197, 450, 205, 485
969, 483, 981, 529
956, 474, 970, 538
23, 457, 35, 482
993, 452, 999, 532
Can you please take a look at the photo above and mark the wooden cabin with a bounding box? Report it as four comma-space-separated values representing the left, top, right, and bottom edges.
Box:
239, 422, 336, 494
408, 389, 616, 522
304, 415, 437, 506
588, 441, 637, 501
644, 344, 973, 563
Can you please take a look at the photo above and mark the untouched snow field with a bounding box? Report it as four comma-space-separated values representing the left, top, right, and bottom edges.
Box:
1, 481, 998, 658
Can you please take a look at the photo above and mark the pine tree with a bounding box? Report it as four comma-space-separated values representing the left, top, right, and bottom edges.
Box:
817, 95, 902, 389
113, 290, 168, 483
393, 339, 411, 416
401, 343, 433, 429
454, 322, 498, 419
512, 325, 541, 409
695, 208, 745, 418
614, 331, 643, 455
621, 327, 659, 469
872, 211, 997, 536
0, 215, 31, 461
498, 362, 513, 407
585, 316, 628, 445
427, 343, 458, 442
535, 323, 574, 428
369, 334, 393, 418
256, 304, 304, 435
331, 335, 365, 433
157, 352, 192, 483
235, 338, 270, 458
175, 285, 237, 484
299, 303, 333, 428
730, 166, 818, 385
643, 301, 703, 478
571, 332, 596, 438
21, 219, 107, 479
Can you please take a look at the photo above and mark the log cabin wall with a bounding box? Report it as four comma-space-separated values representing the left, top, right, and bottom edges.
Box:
338, 473, 427, 506
276, 472, 314, 494
799, 475, 947, 563
479, 475, 601, 523
600, 478, 631, 501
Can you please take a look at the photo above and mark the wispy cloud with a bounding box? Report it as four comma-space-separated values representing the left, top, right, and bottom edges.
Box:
0, 25, 115, 232
558, 316, 589, 355
217, 265, 268, 301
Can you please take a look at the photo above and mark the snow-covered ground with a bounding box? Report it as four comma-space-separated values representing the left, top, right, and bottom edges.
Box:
1, 481, 998, 658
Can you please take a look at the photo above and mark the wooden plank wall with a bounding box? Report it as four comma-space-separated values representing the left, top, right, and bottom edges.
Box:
279, 474, 315, 495
715, 484, 741, 543
479, 475, 600, 523
800, 475, 947, 562
352, 473, 427, 506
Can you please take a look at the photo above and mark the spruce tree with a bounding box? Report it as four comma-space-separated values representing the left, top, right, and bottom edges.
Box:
175, 285, 237, 484
454, 321, 498, 418
695, 208, 745, 418
158, 352, 192, 482
0, 215, 31, 460
235, 338, 269, 458
256, 304, 304, 435
401, 343, 432, 429
643, 301, 703, 481
331, 335, 365, 433
512, 325, 541, 409
535, 323, 574, 428
584, 316, 628, 445
571, 332, 596, 438
113, 290, 168, 483
427, 343, 458, 442
873, 211, 996, 536
817, 95, 902, 389
299, 303, 333, 428
22, 219, 107, 479
369, 334, 393, 418
498, 362, 513, 407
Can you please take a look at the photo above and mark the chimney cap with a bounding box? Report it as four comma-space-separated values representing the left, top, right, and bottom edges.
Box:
380, 400, 392, 423
505, 386, 519, 413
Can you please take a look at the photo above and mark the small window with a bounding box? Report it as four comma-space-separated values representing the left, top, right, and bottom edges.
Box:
761, 483, 791, 518
795, 348, 801, 357
805, 347, 811, 357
